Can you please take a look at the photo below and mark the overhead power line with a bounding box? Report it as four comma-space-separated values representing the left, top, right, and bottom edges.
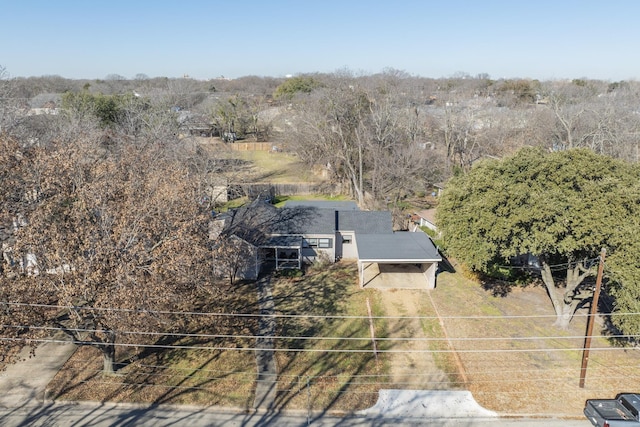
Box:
3, 323, 635, 343
0, 336, 635, 355
6, 359, 637, 382
7, 371, 637, 395
495, 256, 601, 271
3, 301, 639, 320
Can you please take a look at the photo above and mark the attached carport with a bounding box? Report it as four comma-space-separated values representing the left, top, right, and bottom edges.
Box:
356, 232, 442, 290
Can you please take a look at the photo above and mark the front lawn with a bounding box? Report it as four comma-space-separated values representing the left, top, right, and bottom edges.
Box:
47, 281, 260, 407
46, 258, 636, 417
431, 270, 640, 416
270, 261, 389, 411
46, 263, 388, 411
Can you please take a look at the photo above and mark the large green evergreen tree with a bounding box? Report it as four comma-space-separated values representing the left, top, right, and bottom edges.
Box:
437, 148, 640, 329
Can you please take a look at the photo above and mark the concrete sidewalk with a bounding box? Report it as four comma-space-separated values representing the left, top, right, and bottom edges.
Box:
0, 339, 77, 408
253, 274, 278, 410
0, 341, 526, 421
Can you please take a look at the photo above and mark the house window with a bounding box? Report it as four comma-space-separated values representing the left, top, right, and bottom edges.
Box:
318, 238, 332, 248
342, 235, 352, 244
305, 238, 318, 247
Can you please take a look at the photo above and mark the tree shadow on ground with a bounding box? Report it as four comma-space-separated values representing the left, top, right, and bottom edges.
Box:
264, 306, 416, 418
478, 268, 541, 297
480, 278, 516, 297
269, 262, 355, 344
48, 279, 260, 406
46, 347, 100, 400
256, 261, 415, 418
598, 292, 636, 346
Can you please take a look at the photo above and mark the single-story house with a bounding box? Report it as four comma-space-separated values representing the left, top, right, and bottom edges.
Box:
212, 200, 441, 289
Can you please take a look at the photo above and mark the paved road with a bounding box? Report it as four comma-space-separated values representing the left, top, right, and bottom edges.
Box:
0, 320, 592, 426
0, 401, 592, 427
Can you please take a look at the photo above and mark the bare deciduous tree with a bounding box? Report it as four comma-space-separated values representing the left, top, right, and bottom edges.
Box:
288, 81, 371, 204
0, 66, 23, 137
287, 73, 442, 207
9, 136, 214, 374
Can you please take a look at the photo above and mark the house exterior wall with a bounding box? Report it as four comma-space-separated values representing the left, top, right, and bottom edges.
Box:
211, 186, 228, 204
337, 231, 357, 260
420, 262, 438, 289
212, 236, 259, 281
270, 231, 356, 264
414, 209, 438, 234
238, 246, 259, 280
300, 233, 335, 263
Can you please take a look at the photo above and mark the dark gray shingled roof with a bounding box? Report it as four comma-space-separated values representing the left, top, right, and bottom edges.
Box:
355, 232, 441, 262
276, 208, 393, 235
217, 200, 440, 264
261, 235, 303, 248
334, 210, 393, 234
219, 200, 393, 236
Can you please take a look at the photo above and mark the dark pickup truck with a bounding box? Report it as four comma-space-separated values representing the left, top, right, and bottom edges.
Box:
584, 393, 640, 427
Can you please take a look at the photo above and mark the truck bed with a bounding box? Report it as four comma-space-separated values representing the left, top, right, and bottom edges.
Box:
585, 399, 638, 423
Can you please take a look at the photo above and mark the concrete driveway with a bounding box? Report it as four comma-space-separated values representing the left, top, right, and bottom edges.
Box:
361, 263, 429, 289
0, 338, 77, 408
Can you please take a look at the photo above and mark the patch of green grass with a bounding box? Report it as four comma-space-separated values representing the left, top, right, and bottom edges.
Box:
419, 226, 444, 248
234, 150, 297, 170
272, 194, 351, 207
233, 151, 319, 183
274, 268, 304, 278
217, 196, 249, 211
477, 302, 503, 316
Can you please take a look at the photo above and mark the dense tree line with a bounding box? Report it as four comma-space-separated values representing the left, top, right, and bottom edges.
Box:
437, 148, 640, 331
4, 64, 640, 350
6, 67, 640, 187
0, 71, 246, 371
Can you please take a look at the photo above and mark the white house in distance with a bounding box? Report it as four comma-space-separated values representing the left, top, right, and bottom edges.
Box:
213, 200, 442, 289
412, 208, 438, 234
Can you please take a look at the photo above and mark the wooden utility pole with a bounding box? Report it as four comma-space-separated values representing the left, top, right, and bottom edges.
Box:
579, 247, 607, 388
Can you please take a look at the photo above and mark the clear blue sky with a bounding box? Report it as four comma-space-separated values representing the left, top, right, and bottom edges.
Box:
2, 0, 638, 81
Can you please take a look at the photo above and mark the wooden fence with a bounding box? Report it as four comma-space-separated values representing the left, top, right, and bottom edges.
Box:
228, 182, 341, 200
228, 142, 276, 152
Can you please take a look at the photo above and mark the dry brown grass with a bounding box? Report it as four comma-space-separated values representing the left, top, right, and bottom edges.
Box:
233, 150, 319, 184
46, 263, 387, 412
46, 261, 640, 417
269, 262, 385, 412
432, 270, 640, 417
47, 346, 256, 407
47, 281, 261, 408
199, 141, 323, 184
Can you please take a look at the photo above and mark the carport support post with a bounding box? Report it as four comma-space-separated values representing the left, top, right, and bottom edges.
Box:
579, 247, 606, 388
